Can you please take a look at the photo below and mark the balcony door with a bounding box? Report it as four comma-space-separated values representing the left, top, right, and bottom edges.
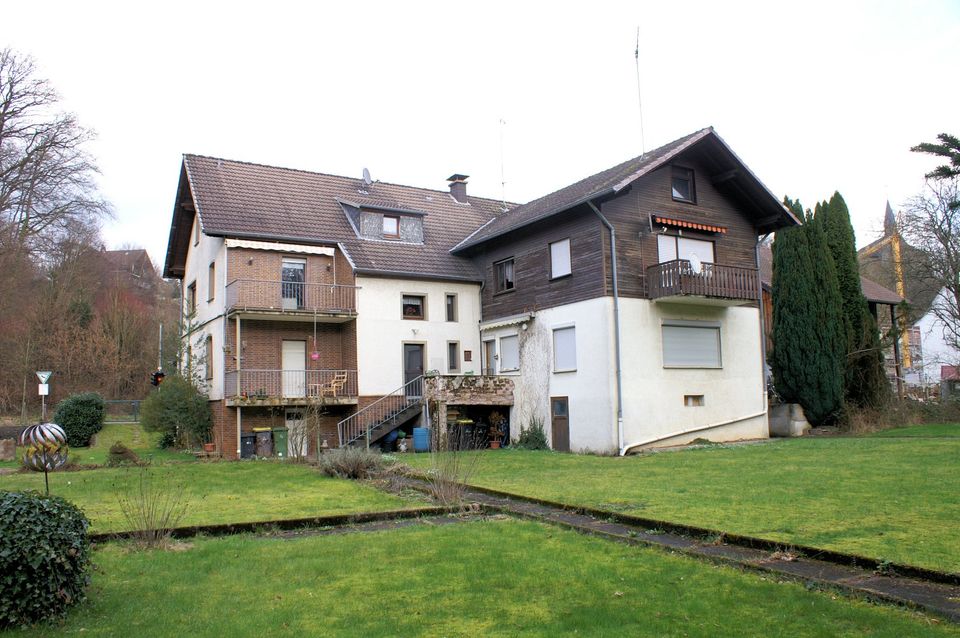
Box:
281, 259, 305, 310
282, 340, 306, 398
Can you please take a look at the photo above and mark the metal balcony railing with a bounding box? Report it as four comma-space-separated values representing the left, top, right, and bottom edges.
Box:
225, 279, 357, 315
223, 369, 358, 400
647, 260, 759, 302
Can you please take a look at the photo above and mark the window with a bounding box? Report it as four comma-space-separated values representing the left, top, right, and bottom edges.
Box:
495, 258, 515, 293
445, 294, 457, 322
662, 322, 721, 368
281, 259, 305, 309
204, 335, 213, 380
671, 166, 696, 203
383, 215, 400, 239
550, 239, 572, 279
657, 235, 715, 265
447, 341, 460, 372
402, 295, 425, 319
553, 326, 577, 372
208, 262, 216, 301
500, 335, 519, 372
187, 281, 197, 315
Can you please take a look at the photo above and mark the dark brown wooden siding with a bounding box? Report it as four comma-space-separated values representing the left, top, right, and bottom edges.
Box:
599, 158, 762, 303
469, 207, 605, 321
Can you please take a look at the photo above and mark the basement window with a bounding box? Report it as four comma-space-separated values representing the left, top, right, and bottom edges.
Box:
684, 394, 705, 407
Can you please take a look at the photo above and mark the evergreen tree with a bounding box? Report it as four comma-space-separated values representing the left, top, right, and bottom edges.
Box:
816, 193, 889, 408
771, 201, 845, 424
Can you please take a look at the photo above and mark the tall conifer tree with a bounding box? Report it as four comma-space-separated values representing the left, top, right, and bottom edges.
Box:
771, 200, 845, 424
817, 193, 889, 408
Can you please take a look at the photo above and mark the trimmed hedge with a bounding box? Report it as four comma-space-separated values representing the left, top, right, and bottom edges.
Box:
53, 392, 105, 447
0, 491, 91, 628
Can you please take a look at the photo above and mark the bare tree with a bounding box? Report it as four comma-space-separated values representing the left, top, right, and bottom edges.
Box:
0, 48, 109, 258
899, 178, 960, 362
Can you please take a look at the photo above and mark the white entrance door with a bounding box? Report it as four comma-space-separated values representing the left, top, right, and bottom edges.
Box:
282, 340, 306, 398
286, 409, 307, 459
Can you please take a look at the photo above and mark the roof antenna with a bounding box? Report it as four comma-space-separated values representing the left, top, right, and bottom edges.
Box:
635, 27, 647, 157
499, 118, 508, 212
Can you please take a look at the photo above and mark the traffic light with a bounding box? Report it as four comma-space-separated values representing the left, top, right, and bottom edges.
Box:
150, 370, 166, 386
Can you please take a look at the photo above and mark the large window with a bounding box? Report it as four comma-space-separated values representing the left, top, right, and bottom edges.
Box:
187, 281, 197, 315
671, 166, 696, 203
550, 239, 572, 279
657, 235, 715, 266
208, 262, 216, 301
499, 335, 520, 372
402, 295, 425, 320
553, 326, 576, 372
281, 259, 305, 309
204, 335, 214, 379
447, 341, 460, 372
661, 321, 721, 368
495, 258, 515, 293
445, 293, 457, 322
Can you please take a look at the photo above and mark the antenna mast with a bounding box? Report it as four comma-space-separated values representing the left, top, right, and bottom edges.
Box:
635, 27, 646, 156
499, 118, 507, 211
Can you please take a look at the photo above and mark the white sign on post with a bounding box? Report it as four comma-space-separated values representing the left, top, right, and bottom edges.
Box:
38, 384, 49, 396
36, 371, 52, 384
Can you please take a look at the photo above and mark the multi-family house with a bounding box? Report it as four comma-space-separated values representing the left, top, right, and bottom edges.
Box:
163, 127, 798, 458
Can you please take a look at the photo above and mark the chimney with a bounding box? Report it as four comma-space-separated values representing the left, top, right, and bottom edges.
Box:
447, 174, 469, 203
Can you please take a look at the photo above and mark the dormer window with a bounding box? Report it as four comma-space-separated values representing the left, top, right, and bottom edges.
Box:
383, 215, 400, 239
671, 166, 696, 203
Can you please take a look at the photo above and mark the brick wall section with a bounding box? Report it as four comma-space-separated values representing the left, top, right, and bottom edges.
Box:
209, 400, 239, 459
227, 248, 350, 286
225, 320, 352, 372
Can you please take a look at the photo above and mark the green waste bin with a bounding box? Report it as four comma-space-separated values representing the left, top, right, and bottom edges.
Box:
272, 427, 289, 459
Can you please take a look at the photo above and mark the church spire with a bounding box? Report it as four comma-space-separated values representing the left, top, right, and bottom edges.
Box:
884, 200, 897, 236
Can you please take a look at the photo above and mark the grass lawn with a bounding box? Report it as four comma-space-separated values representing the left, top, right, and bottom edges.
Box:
406, 435, 960, 574
0, 422, 194, 469
871, 423, 960, 438
18, 520, 957, 637
0, 462, 427, 533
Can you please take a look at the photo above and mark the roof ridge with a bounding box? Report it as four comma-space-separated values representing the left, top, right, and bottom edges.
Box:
182, 153, 515, 208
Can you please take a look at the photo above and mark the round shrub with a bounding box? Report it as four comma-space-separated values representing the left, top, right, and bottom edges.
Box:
0, 491, 91, 628
52, 392, 105, 448
140, 375, 212, 448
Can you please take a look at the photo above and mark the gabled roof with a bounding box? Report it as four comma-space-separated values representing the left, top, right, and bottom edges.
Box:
759, 245, 902, 306
164, 155, 507, 281
451, 127, 798, 253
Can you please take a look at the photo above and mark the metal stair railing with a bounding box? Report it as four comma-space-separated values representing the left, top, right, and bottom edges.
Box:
337, 376, 423, 448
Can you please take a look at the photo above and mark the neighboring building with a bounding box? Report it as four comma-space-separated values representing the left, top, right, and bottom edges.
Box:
163, 127, 798, 457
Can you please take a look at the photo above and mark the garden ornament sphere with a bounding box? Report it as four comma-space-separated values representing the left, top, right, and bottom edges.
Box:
19, 422, 69, 472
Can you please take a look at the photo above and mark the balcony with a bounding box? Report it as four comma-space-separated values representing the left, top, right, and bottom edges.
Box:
647, 260, 759, 306
224, 369, 358, 407
225, 279, 357, 321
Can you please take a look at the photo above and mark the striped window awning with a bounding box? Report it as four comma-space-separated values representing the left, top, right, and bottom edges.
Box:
653, 215, 727, 234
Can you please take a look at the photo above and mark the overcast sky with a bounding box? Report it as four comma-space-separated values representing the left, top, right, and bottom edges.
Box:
4, 1, 958, 268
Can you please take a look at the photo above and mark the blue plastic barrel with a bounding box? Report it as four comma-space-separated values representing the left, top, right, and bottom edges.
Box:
413, 427, 430, 452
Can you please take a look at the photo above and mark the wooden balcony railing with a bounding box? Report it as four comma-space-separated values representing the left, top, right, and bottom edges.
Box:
225, 279, 357, 315
223, 369, 358, 401
647, 260, 759, 302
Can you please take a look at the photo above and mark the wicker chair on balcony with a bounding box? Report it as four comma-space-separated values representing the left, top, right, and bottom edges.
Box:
311, 372, 348, 398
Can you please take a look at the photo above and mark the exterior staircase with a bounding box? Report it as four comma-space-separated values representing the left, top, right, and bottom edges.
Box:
337, 376, 423, 448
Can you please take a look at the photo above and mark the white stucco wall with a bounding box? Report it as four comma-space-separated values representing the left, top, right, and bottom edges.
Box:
482, 297, 767, 453
913, 288, 960, 384
619, 299, 767, 450
180, 218, 226, 399
355, 276, 483, 395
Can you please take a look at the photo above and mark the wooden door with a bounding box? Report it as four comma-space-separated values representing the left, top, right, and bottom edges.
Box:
551, 397, 570, 452
403, 343, 424, 397
282, 340, 306, 397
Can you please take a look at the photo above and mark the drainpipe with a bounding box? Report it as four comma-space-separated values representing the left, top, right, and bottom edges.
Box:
587, 202, 625, 456
756, 234, 771, 415
236, 316, 242, 459
478, 280, 485, 374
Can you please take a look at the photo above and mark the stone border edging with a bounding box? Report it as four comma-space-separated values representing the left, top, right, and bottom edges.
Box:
88, 506, 459, 543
